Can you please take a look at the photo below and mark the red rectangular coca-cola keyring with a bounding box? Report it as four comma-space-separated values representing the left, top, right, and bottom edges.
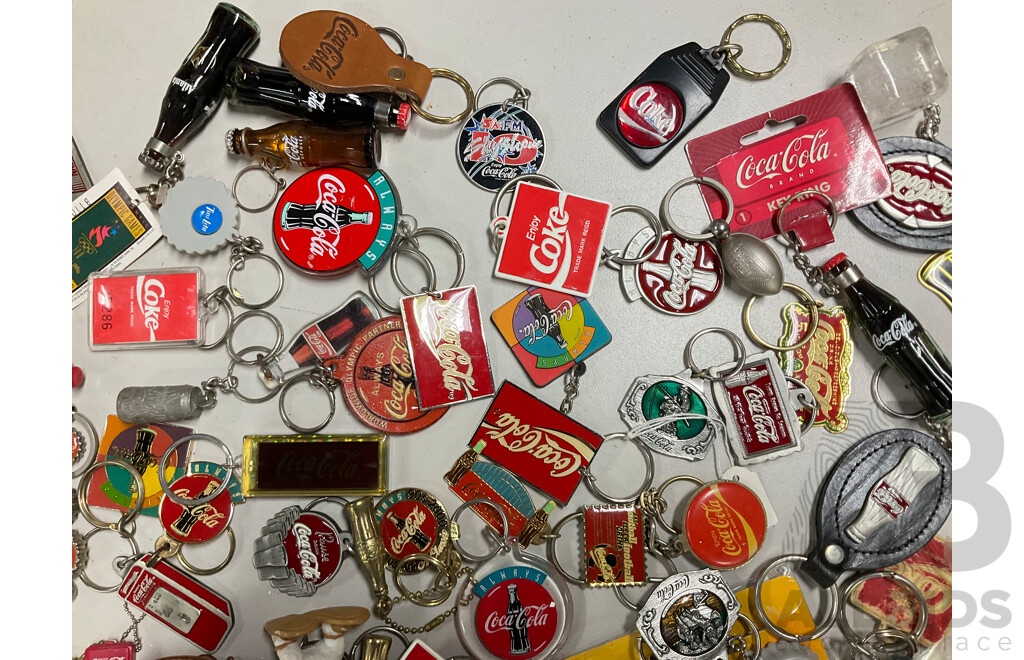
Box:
89, 267, 204, 350
401, 286, 495, 409
470, 381, 604, 504
685, 84, 890, 242
494, 183, 612, 297
119, 554, 233, 653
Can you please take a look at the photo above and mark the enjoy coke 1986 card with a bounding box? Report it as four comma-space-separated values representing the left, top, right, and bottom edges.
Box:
89, 267, 203, 350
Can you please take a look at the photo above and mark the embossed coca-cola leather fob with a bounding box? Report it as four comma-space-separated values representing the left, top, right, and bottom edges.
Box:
802, 428, 951, 588
598, 43, 729, 168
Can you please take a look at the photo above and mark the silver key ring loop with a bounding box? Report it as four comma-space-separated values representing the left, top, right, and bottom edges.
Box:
451, 498, 510, 563
490, 173, 562, 223
785, 376, 820, 434
851, 627, 918, 659
77, 460, 146, 531
601, 206, 663, 266
369, 245, 438, 314
393, 227, 465, 295
374, 27, 409, 59
838, 570, 929, 646
612, 551, 680, 611
278, 370, 337, 433
652, 475, 706, 537
660, 176, 734, 242
545, 512, 586, 586
349, 626, 411, 659
197, 289, 236, 350
225, 345, 283, 403
225, 310, 285, 365
72, 407, 100, 478
871, 363, 926, 419
684, 327, 747, 382
158, 434, 234, 507
176, 526, 236, 576
231, 161, 286, 214
225, 251, 285, 309
753, 554, 839, 642
581, 432, 655, 504
728, 613, 762, 660
77, 526, 141, 593
474, 76, 530, 112
774, 190, 839, 249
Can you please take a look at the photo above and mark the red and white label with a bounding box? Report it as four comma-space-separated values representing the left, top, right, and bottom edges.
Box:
475, 578, 558, 659
283, 512, 343, 586
616, 83, 683, 148
301, 324, 335, 361
720, 363, 797, 458
878, 154, 952, 228
401, 286, 495, 409
494, 183, 611, 297
90, 270, 201, 346
685, 84, 891, 239
636, 234, 722, 314
158, 474, 233, 544
870, 481, 911, 519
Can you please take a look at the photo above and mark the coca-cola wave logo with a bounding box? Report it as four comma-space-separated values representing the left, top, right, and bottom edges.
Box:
483, 413, 589, 479
428, 297, 478, 394
616, 83, 682, 148
528, 197, 573, 285
735, 128, 831, 190
136, 276, 166, 341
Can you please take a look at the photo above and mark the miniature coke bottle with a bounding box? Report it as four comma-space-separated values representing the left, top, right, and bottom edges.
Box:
226, 121, 381, 170
139, 3, 260, 171
825, 254, 951, 422
225, 58, 411, 130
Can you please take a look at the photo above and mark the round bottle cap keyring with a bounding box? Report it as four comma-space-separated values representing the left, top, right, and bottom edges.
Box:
580, 432, 655, 504
158, 434, 235, 507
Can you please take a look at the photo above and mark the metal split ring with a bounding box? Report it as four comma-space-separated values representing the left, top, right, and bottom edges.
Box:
225, 251, 285, 309
546, 512, 586, 586
660, 176, 734, 242
719, 14, 792, 81
77, 526, 141, 593
226, 345, 284, 403
451, 498, 510, 563
176, 526, 237, 576
393, 226, 465, 295
232, 161, 286, 214
652, 475, 706, 537
581, 432, 655, 504
612, 551, 681, 611
728, 613, 763, 660
77, 460, 145, 531
394, 552, 455, 605
601, 206, 663, 266
871, 363, 926, 419
774, 190, 839, 248
474, 76, 531, 112
72, 407, 100, 478
158, 434, 234, 507
838, 570, 929, 649
785, 376, 820, 434
684, 327, 747, 381
368, 245, 438, 314
852, 627, 919, 659
753, 554, 839, 642
711, 42, 744, 60
278, 370, 337, 433
374, 27, 409, 60
197, 290, 236, 350
225, 310, 285, 365
409, 68, 475, 125
349, 626, 411, 659
743, 282, 819, 351
490, 173, 562, 223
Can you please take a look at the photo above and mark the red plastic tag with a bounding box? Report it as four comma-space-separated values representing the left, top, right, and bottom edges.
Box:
401, 286, 495, 409
89, 268, 202, 348
685, 84, 890, 240
119, 554, 233, 653
470, 382, 604, 504
494, 183, 611, 297
82, 641, 135, 660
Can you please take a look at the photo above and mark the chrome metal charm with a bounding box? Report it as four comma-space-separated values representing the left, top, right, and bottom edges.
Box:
636, 569, 740, 660
619, 370, 720, 460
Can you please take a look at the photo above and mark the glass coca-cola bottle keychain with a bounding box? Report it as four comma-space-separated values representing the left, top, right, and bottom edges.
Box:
457, 78, 546, 191
598, 14, 792, 168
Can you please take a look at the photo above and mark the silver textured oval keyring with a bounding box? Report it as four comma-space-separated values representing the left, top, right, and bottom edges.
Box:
581, 432, 655, 504
158, 434, 234, 507
719, 14, 792, 81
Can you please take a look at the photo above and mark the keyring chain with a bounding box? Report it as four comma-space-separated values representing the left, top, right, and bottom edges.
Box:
135, 152, 185, 209
917, 103, 941, 141
559, 363, 586, 414
382, 567, 478, 634
792, 244, 840, 296
119, 601, 146, 652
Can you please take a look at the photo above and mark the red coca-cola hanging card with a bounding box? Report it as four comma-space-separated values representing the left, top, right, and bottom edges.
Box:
685, 84, 890, 242
494, 183, 611, 297
469, 381, 604, 504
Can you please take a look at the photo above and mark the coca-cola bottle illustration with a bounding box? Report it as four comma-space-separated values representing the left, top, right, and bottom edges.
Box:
126, 427, 158, 494
280, 201, 373, 232
171, 482, 218, 537
506, 584, 532, 655
824, 254, 951, 422
384, 510, 430, 551
523, 294, 567, 348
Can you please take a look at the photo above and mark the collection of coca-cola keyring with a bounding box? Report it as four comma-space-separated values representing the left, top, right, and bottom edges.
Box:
72, 5, 953, 660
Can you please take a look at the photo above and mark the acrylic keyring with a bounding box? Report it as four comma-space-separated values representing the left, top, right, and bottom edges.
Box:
231, 157, 287, 214
72, 406, 99, 478
581, 432, 655, 505
157, 434, 235, 508
753, 555, 840, 642
489, 173, 562, 253
838, 570, 929, 656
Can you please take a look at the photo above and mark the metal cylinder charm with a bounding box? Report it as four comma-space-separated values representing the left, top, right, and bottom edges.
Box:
116, 385, 205, 423
358, 635, 393, 660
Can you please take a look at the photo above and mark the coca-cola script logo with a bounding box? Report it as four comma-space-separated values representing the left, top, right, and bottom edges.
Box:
871, 481, 911, 520
684, 482, 766, 568
483, 413, 587, 479
872, 314, 916, 351
742, 384, 780, 445
735, 128, 831, 190
878, 155, 952, 228
428, 297, 477, 394
136, 276, 168, 341
285, 512, 342, 586
637, 235, 722, 315
302, 15, 358, 80
616, 83, 682, 148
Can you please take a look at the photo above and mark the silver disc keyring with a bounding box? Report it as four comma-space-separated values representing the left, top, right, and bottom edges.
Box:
774, 190, 839, 248
581, 432, 655, 504
158, 434, 234, 507
226, 345, 283, 403
753, 554, 839, 642
393, 226, 466, 295
225, 310, 284, 365
77, 460, 146, 531
369, 245, 437, 314
490, 173, 562, 223
451, 497, 510, 563
278, 371, 337, 433
684, 327, 747, 382
225, 252, 285, 310
660, 176, 735, 242
231, 161, 286, 214
601, 206, 664, 266
77, 526, 141, 593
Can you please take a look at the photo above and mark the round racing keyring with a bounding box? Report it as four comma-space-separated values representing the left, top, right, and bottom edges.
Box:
718, 14, 792, 80
457, 77, 546, 191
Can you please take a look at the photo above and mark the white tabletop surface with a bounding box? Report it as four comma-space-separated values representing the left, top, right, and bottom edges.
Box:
72, 1, 953, 658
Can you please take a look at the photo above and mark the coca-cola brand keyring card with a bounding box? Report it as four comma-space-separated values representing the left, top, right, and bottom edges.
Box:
470, 381, 604, 504
88, 267, 203, 350
494, 183, 612, 297
685, 84, 891, 241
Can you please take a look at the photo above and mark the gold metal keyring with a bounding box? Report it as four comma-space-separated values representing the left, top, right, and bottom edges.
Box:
743, 282, 819, 352
720, 14, 792, 81
410, 68, 475, 125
